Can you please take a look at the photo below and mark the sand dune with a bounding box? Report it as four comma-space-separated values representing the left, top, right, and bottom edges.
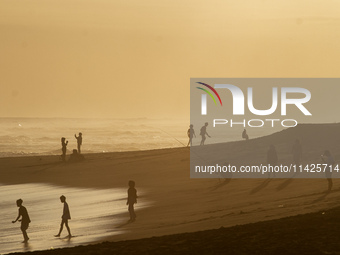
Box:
1, 123, 340, 254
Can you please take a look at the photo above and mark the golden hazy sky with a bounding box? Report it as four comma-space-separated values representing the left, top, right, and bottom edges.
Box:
1, 0, 340, 118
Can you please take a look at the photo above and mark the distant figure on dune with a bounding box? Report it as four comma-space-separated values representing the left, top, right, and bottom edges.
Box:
267, 144, 278, 178
321, 150, 335, 192
292, 139, 302, 166
61, 137, 68, 162
200, 122, 211, 146
242, 129, 249, 140
74, 132, 83, 154
127, 180, 137, 222
55, 195, 72, 238
187, 124, 196, 147
12, 199, 31, 243
69, 149, 84, 162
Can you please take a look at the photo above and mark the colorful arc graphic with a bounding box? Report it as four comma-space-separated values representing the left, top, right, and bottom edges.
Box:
196, 87, 217, 105
196, 82, 223, 106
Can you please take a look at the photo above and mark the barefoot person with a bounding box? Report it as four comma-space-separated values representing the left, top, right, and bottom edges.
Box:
74, 132, 83, 154
127, 180, 137, 222
12, 199, 31, 243
55, 195, 72, 237
200, 122, 211, 146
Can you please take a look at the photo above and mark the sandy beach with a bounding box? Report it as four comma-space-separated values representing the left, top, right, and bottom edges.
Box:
1, 123, 340, 254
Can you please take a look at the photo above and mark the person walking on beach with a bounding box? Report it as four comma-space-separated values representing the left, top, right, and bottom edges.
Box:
12, 199, 31, 243
322, 150, 335, 192
61, 137, 68, 162
55, 195, 72, 237
74, 132, 82, 154
267, 144, 278, 178
292, 139, 302, 166
187, 124, 196, 147
127, 180, 137, 222
200, 122, 211, 146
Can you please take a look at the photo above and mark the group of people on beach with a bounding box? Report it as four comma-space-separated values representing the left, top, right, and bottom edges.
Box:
12, 181, 138, 243
61, 132, 83, 162
12, 195, 71, 243
187, 124, 250, 147
266, 140, 335, 191
187, 123, 211, 147
188, 123, 336, 191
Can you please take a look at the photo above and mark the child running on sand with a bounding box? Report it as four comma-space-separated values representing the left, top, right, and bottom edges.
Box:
127, 180, 137, 222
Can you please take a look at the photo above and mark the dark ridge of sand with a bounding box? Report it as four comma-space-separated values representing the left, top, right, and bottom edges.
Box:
9, 205, 340, 255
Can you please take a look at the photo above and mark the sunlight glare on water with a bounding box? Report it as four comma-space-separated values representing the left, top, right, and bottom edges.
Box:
0, 183, 149, 254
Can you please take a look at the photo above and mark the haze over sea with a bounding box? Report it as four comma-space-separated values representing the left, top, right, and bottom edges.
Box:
0, 118, 283, 158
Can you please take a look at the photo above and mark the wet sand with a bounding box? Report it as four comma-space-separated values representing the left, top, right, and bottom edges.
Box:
1, 123, 340, 254
0, 184, 150, 254
12, 205, 340, 255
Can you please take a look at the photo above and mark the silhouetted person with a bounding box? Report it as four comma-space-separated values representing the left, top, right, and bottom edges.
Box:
292, 139, 302, 166
61, 137, 68, 162
69, 149, 84, 162
322, 150, 335, 192
200, 122, 211, 146
127, 180, 137, 222
187, 124, 196, 147
55, 195, 72, 237
12, 199, 30, 243
74, 132, 82, 154
267, 144, 278, 177
242, 129, 249, 140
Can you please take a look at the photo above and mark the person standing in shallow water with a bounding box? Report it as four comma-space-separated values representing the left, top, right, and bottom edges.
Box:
200, 122, 211, 146
61, 137, 68, 162
74, 132, 82, 154
127, 180, 137, 222
12, 199, 31, 243
187, 124, 196, 147
55, 195, 72, 237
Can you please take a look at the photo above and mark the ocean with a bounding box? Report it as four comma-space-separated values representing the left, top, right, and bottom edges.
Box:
0, 118, 283, 158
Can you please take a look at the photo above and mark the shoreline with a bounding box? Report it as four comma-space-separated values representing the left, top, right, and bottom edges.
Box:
9, 204, 340, 255
1, 123, 340, 253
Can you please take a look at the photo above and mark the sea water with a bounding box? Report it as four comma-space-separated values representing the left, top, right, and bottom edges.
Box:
0, 118, 282, 158
0, 183, 150, 254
